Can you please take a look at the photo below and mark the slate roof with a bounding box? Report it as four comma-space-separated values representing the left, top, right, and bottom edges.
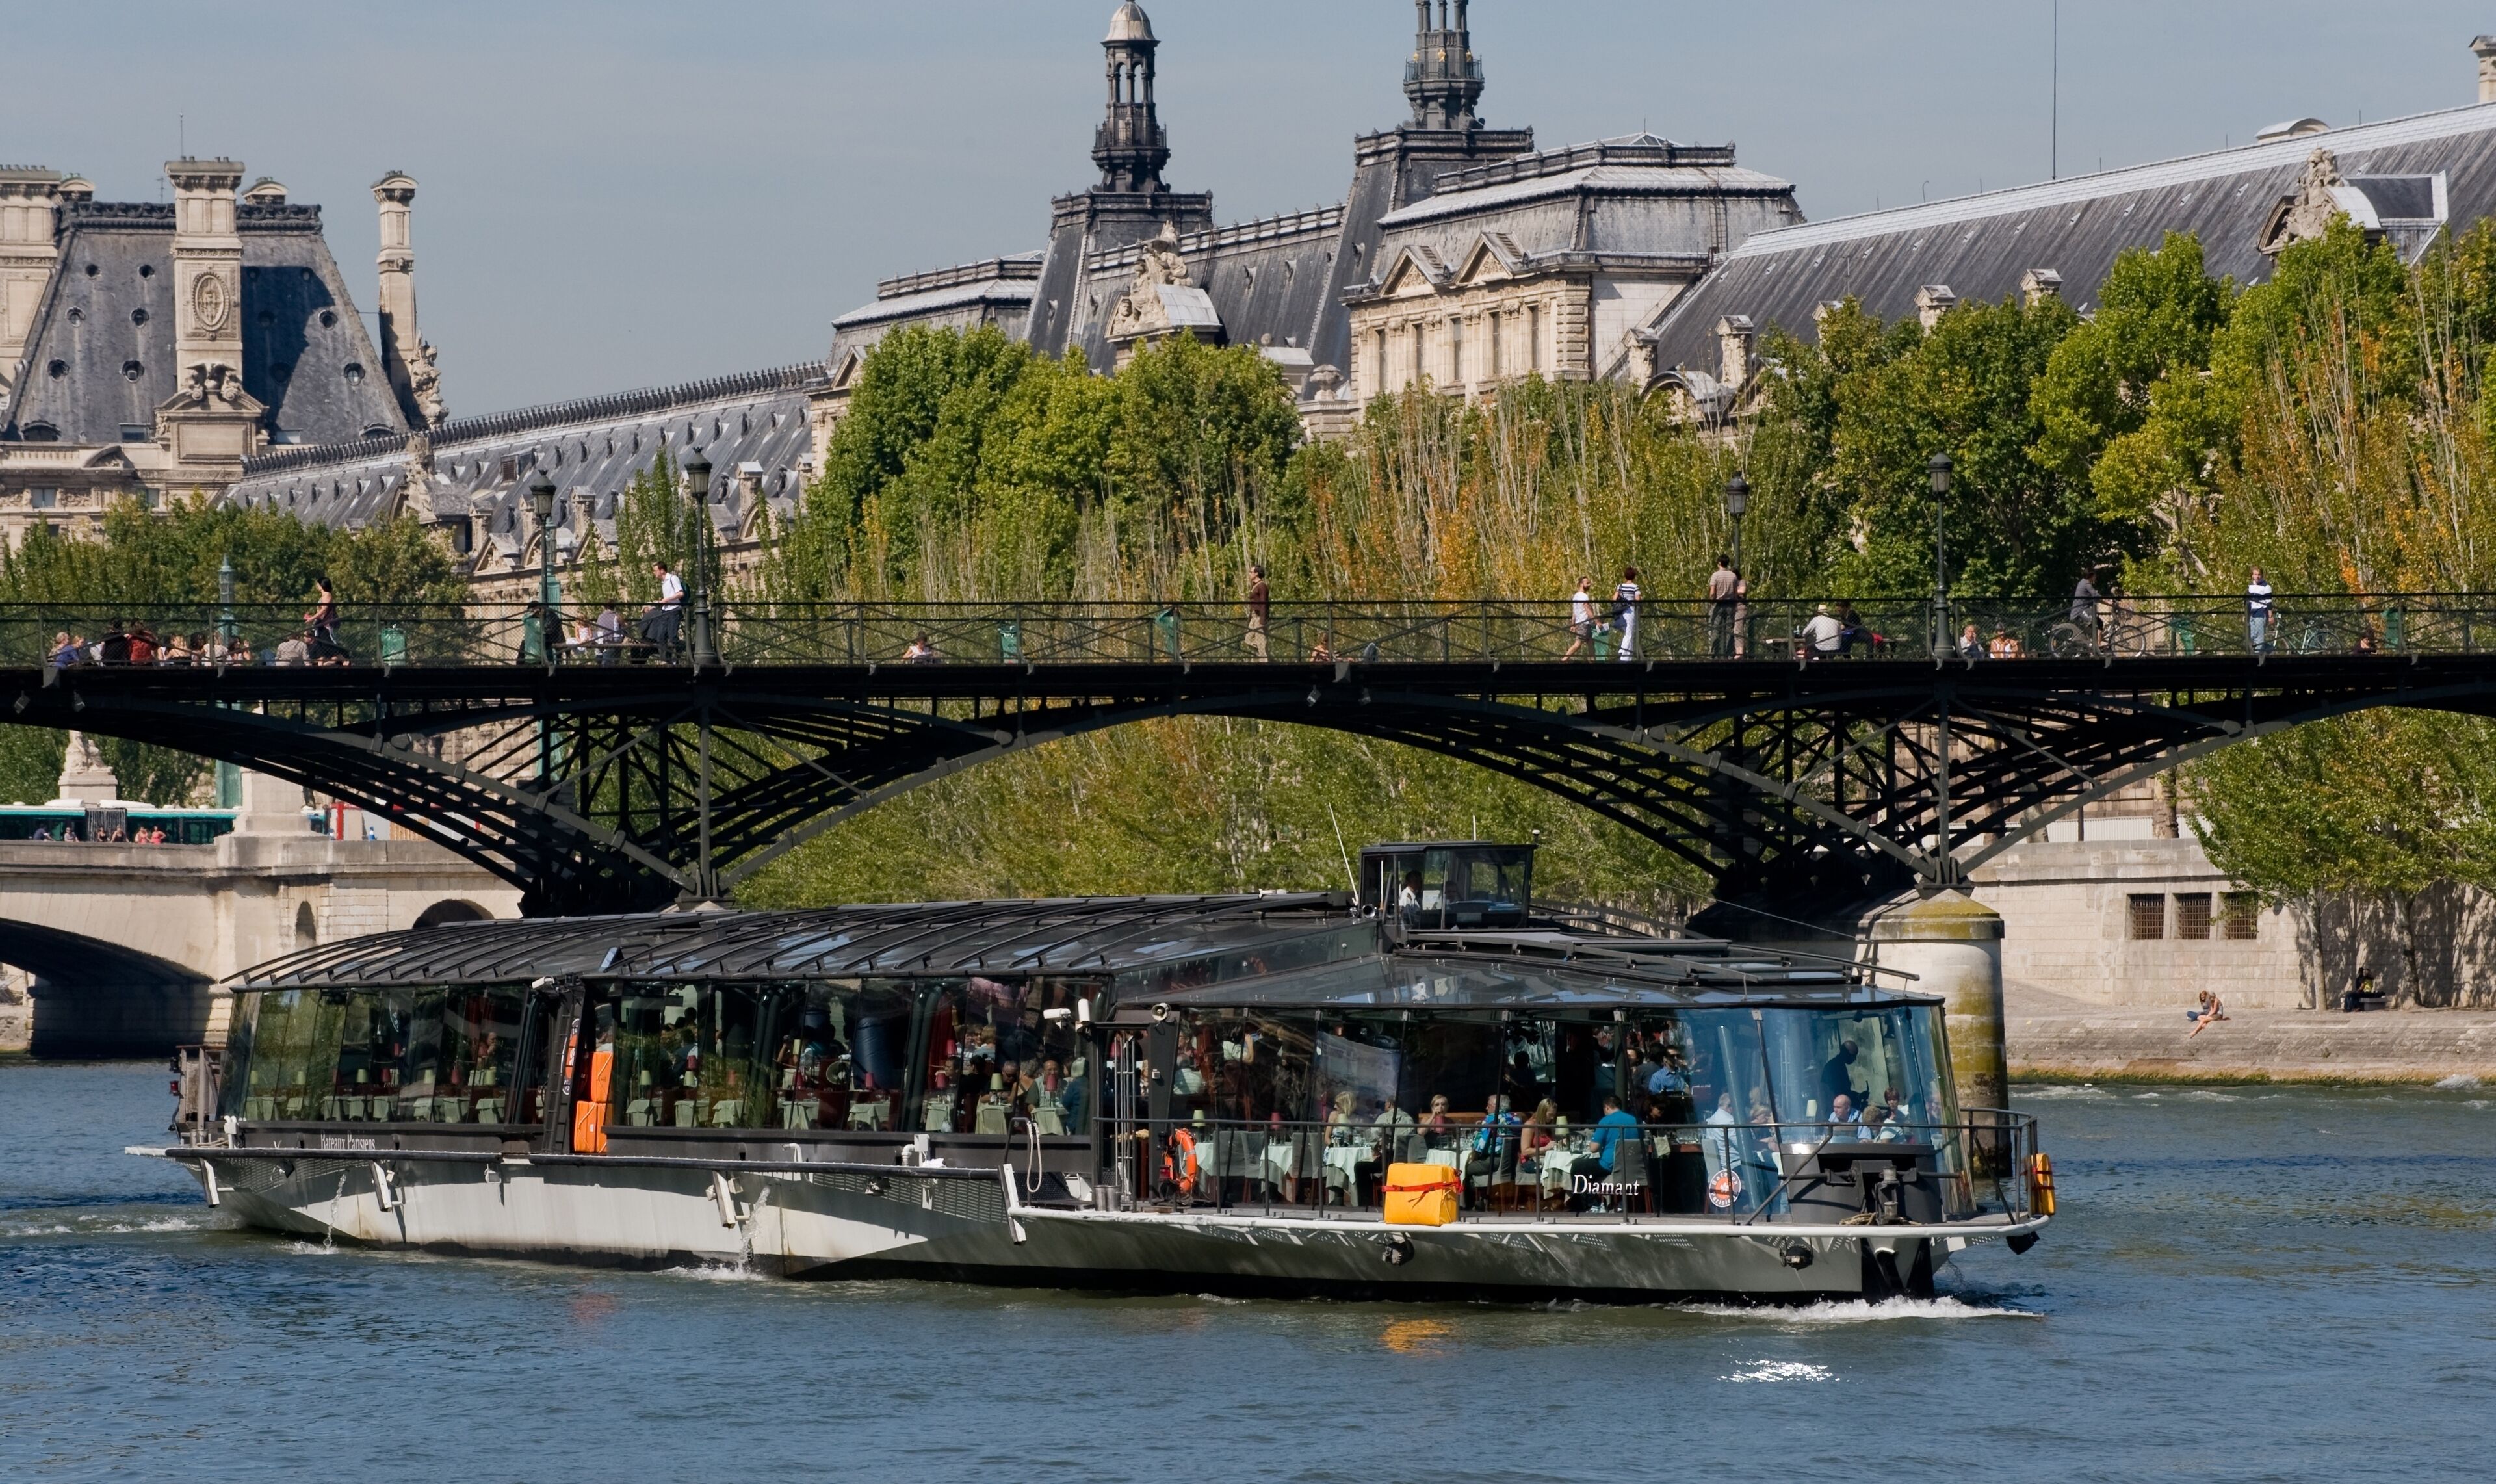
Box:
1073, 204, 1347, 365
224, 363, 820, 547
1644, 103, 2496, 377
1353, 137, 1799, 303
4, 200, 408, 447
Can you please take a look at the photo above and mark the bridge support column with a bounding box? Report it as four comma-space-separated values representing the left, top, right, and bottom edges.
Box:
1871, 891, 2007, 1118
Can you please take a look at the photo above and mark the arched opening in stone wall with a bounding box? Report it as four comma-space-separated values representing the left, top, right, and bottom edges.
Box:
0, 919, 216, 1058
414, 899, 491, 929
294, 902, 317, 951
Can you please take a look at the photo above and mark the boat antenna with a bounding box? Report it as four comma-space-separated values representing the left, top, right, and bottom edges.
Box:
1327, 804, 1358, 903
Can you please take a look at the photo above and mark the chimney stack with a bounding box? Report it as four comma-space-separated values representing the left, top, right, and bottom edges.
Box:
0, 168, 70, 402
371, 172, 443, 427
1715, 314, 1756, 389
2020, 268, 2064, 308
1915, 284, 1958, 331
2476, 35, 2496, 104
166, 157, 247, 390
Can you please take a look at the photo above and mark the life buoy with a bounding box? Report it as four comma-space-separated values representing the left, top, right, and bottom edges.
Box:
1162, 1128, 1199, 1197
1707, 1169, 1743, 1210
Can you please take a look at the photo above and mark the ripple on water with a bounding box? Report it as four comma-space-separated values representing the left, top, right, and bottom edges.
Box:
1722, 1360, 1840, 1383
2434, 1074, 2482, 1090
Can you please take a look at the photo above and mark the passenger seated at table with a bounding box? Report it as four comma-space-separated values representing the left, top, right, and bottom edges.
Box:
1582, 1095, 1640, 1190
1419, 1094, 1458, 1161
1826, 1093, 1861, 1128
1864, 1104, 1908, 1143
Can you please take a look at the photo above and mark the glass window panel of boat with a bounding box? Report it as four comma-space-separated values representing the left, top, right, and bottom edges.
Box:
369, 986, 526, 1125
1775, 1004, 1958, 1132
216, 993, 260, 1119
606, 983, 775, 1130
1618, 1013, 1701, 1126
1186, 1009, 1314, 1126
757, 980, 918, 1133
1396, 1013, 1508, 1147
1680, 1010, 1779, 1215
920, 978, 1093, 1136
230, 989, 348, 1121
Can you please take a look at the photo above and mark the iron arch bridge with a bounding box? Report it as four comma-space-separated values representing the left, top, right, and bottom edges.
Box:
10, 593, 2495, 917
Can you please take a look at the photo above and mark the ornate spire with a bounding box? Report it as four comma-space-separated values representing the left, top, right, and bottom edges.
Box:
1093, 2, 1171, 194
1405, 0, 1485, 131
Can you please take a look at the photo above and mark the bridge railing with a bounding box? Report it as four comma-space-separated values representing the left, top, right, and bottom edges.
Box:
0, 594, 2476, 669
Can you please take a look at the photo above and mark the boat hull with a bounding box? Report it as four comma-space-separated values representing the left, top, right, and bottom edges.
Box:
172, 1150, 2038, 1303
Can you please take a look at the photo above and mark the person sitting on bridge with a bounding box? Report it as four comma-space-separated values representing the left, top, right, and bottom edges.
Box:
902, 632, 943, 664
1958, 621, 1985, 660
274, 631, 312, 667
99, 621, 130, 666
47, 632, 75, 668
1802, 605, 1845, 658
1988, 627, 2025, 658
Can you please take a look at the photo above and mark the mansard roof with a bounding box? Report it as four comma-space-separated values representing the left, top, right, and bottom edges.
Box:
224, 362, 820, 541
4, 199, 408, 448
1346, 135, 1799, 304
1644, 102, 2496, 378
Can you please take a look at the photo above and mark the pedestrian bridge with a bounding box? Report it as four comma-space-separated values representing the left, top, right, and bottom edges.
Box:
0, 781, 517, 1056
3, 591, 2485, 921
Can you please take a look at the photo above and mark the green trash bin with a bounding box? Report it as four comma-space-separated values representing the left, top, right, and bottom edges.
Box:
998, 622, 1022, 663
1152, 608, 1182, 661
379, 624, 409, 666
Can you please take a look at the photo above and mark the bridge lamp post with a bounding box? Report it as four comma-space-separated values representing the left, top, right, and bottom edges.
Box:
1927, 453, 1953, 655
682, 452, 716, 670
528, 471, 560, 623
1928, 451, 1956, 886
1723, 473, 1748, 575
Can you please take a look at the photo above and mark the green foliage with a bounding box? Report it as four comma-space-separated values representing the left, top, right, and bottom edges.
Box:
0, 497, 462, 805
1822, 291, 2105, 594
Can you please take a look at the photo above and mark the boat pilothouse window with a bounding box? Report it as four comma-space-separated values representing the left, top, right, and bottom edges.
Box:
1358, 841, 1534, 930
220, 985, 547, 1127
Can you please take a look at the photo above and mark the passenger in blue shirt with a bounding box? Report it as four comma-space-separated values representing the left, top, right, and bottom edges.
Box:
1588, 1096, 1642, 1172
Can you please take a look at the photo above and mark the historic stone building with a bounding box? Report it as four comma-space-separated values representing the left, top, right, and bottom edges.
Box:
825, 1, 1798, 432
1643, 63, 2496, 414
150, 15, 2496, 620
0, 160, 441, 543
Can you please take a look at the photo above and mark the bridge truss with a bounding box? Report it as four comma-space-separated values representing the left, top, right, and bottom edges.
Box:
14, 638, 2496, 916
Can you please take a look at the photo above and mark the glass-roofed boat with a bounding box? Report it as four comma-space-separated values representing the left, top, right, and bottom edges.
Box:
146, 842, 2052, 1303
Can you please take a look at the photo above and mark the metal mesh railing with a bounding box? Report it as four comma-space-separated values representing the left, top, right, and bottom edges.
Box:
1, 595, 2476, 670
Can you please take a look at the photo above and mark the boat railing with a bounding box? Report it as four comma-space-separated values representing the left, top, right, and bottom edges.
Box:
1104, 1113, 2043, 1226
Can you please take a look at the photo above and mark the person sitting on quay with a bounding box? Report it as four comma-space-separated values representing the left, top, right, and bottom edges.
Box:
2187, 989, 2229, 1037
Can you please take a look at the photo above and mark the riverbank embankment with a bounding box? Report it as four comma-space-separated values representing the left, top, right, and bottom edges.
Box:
2009, 999, 2496, 1084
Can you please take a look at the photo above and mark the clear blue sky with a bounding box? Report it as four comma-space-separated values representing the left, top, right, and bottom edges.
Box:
7, 1, 2490, 413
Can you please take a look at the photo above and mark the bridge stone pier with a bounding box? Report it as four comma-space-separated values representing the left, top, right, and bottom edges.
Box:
0, 762, 519, 1058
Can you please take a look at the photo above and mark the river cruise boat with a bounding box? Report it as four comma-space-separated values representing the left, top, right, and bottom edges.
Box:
149, 843, 2050, 1303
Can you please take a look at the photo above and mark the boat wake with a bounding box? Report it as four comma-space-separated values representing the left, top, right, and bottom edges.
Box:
1686, 1295, 2042, 1325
